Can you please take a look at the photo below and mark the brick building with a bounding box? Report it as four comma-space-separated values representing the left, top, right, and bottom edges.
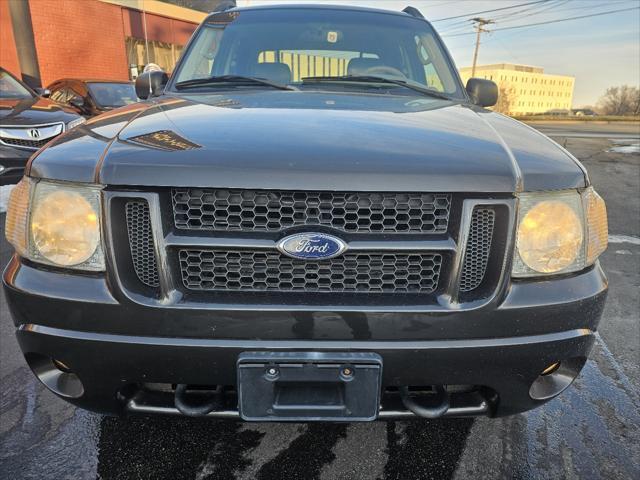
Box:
1, 0, 207, 86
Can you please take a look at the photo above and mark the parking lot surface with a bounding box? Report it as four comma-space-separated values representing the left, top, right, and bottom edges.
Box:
1, 123, 639, 480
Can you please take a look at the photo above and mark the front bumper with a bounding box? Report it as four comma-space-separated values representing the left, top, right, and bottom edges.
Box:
4, 256, 608, 418
0, 146, 32, 185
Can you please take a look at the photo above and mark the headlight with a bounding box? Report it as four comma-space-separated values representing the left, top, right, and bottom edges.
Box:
5, 178, 105, 271
66, 117, 86, 130
513, 188, 607, 277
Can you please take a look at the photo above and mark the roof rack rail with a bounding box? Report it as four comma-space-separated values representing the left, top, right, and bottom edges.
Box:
403, 6, 425, 19
213, 0, 236, 13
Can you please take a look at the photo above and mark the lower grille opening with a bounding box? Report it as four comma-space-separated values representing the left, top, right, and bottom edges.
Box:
0, 136, 50, 149
178, 250, 443, 294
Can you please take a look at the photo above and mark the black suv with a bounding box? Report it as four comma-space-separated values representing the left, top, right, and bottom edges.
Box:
4, 5, 608, 421
0, 68, 84, 185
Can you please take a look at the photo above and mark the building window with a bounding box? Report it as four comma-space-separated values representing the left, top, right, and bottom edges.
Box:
126, 37, 184, 77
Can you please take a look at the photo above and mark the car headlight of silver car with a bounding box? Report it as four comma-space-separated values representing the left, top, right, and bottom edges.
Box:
512, 187, 608, 277
5, 178, 105, 271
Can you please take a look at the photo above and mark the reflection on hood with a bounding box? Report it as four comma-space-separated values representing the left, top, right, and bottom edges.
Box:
127, 130, 202, 152
0, 96, 40, 119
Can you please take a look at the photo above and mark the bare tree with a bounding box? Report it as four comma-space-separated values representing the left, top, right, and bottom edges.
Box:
598, 85, 640, 116
493, 83, 517, 115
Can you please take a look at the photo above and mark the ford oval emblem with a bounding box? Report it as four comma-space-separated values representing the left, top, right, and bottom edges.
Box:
277, 233, 347, 260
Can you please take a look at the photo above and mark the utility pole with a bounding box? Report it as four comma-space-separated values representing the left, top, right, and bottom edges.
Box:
470, 17, 494, 78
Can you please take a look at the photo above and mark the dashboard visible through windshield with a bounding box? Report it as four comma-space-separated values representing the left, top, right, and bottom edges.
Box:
171, 8, 465, 99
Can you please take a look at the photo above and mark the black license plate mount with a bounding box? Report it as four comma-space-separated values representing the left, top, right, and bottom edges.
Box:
237, 352, 382, 422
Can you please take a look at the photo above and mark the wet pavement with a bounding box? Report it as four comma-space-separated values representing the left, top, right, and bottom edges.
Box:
1, 125, 639, 479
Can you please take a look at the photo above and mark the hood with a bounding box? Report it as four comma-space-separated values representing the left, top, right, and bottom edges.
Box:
0, 96, 81, 125
29, 91, 586, 192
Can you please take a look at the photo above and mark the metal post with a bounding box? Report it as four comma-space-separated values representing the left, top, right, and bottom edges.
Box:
8, 0, 42, 88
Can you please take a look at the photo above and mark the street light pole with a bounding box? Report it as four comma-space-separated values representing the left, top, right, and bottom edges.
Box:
470, 17, 493, 78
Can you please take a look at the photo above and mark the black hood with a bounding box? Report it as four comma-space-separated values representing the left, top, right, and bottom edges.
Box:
0, 96, 81, 125
29, 91, 587, 192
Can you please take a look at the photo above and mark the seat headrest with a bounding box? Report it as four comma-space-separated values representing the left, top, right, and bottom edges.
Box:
347, 58, 384, 76
253, 63, 292, 84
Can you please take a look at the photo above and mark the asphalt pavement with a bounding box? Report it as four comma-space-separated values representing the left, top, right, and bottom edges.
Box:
1, 122, 639, 480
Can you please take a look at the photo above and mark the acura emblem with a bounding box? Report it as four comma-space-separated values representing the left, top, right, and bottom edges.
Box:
277, 233, 347, 260
28, 128, 41, 138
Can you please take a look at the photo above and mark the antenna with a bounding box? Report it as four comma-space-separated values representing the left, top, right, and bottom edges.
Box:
403, 6, 425, 19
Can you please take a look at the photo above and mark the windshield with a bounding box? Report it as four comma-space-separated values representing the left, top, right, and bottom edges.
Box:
172, 8, 465, 99
0, 70, 34, 99
88, 82, 138, 108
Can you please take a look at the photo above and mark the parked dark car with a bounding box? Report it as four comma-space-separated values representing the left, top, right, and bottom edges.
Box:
4, 4, 608, 422
0, 67, 84, 185
47, 78, 138, 117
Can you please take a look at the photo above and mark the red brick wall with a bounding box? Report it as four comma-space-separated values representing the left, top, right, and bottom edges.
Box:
28, 0, 129, 85
1, 0, 198, 86
0, 0, 20, 76
123, 8, 196, 45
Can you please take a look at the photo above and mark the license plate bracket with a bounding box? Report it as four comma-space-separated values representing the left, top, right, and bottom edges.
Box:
237, 352, 382, 422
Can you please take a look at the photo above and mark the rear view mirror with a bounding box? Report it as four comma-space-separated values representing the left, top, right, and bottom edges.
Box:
466, 78, 498, 107
135, 71, 169, 100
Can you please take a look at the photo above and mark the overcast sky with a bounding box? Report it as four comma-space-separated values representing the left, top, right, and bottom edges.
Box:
236, 0, 640, 106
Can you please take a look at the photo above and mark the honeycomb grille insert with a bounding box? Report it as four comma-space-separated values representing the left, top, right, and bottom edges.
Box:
172, 189, 451, 233
126, 200, 160, 288
459, 208, 495, 292
179, 250, 443, 293
0, 136, 50, 149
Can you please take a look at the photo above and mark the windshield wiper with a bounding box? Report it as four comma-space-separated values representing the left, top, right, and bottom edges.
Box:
301, 75, 451, 100
175, 75, 294, 91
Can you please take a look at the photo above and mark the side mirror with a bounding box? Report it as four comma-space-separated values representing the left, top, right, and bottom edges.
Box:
34, 87, 51, 98
135, 71, 168, 100
466, 78, 498, 107
69, 96, 85, 109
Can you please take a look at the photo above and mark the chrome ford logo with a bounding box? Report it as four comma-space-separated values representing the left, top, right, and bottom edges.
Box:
277, 233, 347, 260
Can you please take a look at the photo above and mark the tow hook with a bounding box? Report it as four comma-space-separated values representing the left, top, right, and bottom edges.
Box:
174, 384, 224, 417
399, 385, 450, 419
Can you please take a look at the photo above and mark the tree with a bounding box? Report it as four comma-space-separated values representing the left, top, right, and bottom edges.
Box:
493, 83, 518, 115
597, 85, 640, 116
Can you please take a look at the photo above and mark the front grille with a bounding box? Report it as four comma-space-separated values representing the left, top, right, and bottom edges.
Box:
172, 188, 451, 233
179, 250, 443, 293
125, 200, 160, 288
459, 207, 495, 292
0, 137, 49, 149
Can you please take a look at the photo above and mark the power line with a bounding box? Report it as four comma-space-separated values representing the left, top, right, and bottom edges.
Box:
442, 6, 640, 37
432, 0, 550, 22
437, 0, 568, 34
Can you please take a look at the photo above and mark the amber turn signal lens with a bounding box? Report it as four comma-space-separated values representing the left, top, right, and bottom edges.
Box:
5, 178, 32, 257
584, 187, 608, 265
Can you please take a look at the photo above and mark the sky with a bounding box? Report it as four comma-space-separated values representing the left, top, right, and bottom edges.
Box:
236, 0, 640, 106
